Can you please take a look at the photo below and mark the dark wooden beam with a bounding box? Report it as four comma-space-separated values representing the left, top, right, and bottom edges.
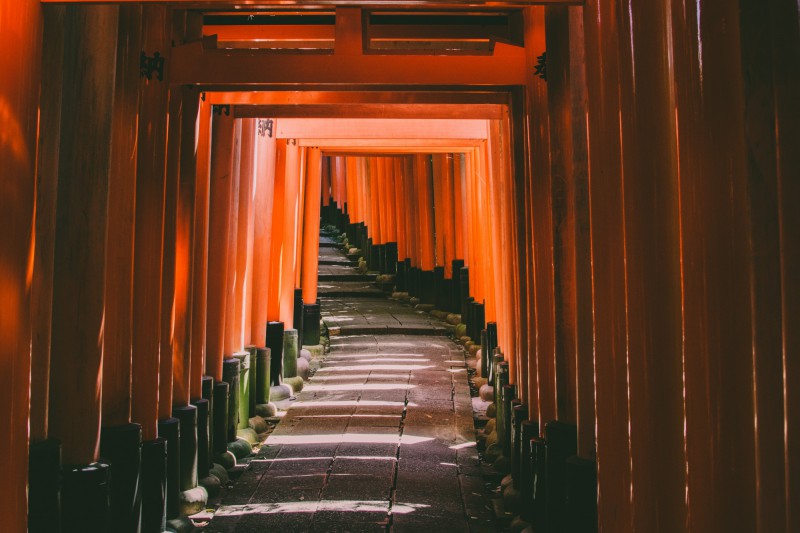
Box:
235, 103, 504, 119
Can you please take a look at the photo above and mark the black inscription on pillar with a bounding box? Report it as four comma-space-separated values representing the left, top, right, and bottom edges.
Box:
213, 104, 231, 116
140, 51, 165, 81
258, 119, 274, 138
534, 51, 547, 82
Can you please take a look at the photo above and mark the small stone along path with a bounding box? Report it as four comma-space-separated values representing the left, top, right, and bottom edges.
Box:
202, 242, 496, 532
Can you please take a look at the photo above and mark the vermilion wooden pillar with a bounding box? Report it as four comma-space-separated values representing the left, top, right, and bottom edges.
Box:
190, 98, 212, 399
205, 107, 236, 382
294, 146, 307, 290
301, 148, 323, 305
414, 155, 435, 272
403, 157, 418, 268
440, 155, 456, 278
223, 120, 243, 357
670, 2, 756, 531
266, 140, 287, 323
30, 6, 64, 444
453, 154, 466, 266
233, 119, 257, 351
765, 4, 800, 528
102, 4, 141, 430
131, 5, 171, 442
432, 155, 447, 271
616, 2, 686, 530
739, 4, 799, 530
172, 86, 200, 407
526, 8, 558, 430
581, 1, 634, 528
391, 158, 405, 262
250, 119, 277, 347
160, 46, 183, 423
1, 0, 41, 527
49, 2, 117, 462
279, 140, 301, 327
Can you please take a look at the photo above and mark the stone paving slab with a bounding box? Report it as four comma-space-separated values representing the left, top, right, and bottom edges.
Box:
202, 243, 494, 532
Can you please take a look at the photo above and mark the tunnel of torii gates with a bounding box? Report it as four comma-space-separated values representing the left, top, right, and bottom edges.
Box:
1, 1, 799, 532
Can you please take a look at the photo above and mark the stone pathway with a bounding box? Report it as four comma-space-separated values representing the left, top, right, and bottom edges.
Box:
202, 242, 494, 532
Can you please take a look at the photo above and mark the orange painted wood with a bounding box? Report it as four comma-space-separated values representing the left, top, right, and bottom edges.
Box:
250, 119, 278, 347
302, 148, 323, 304
172, 87, 200, 406
190, 98, 212, 399
377, 158, 389, 245
170, 38, 528, 87
30, 6, 64, 441
160, 53, 184, 419
267, 140, 287, 322
393, 158, 407, 260
205, 108, 236, 381
294, 147, 308, 289
671, 2, 757, 530
432, 155, 446, 269
767, 3, 800, 528
279, 140, 301, 327
49, 5, 118, 462
739, 4, 800, 530
368, 158, 382, 243
385, 158, 398, 245
131, 5, 170, 440
342, 157, 361, 221
615, 1, 687, 530
223, 120, 243, 357
414, 155, 435, 271
321, 157, 332, 207
440, 155, 456, 278
453, 154, 467, 262
545, 5, 577, 425
562, 6, 594, 460
476, 144, 494, 321
580, 2, 633, 528
237, 103, 505, 120
234, 119, 257, 351
488, 120, 513, 379
403, 157, 418, 266
102, 4, 141, 425
0, 0, 41, 524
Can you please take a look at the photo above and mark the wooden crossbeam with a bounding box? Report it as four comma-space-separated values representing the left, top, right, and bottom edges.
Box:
170, 39, 528, 85
235, 103, 505, 119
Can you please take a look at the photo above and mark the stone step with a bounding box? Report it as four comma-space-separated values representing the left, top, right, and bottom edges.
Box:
318, 273, 376, 282
318, 259, 358, 267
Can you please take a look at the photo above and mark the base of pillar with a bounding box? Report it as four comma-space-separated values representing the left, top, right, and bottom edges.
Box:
99, 423, 142, 532
212, 381, 229, 456
141, 437, 167, 532
28, 438, 62, 532
191, 398, 210, 479
302, 303, 321, 346
173, 404, 198, 492
266, 321, 285, 387
61, 461, 111, 532
256, 347, 271, 404
158, 417, 181, 520
565, 456, 598, 532
222, 358, 240, 443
